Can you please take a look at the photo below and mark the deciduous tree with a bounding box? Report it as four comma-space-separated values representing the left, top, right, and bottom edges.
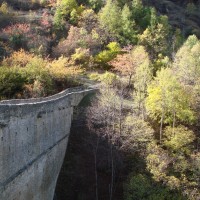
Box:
146, 68, 195, 142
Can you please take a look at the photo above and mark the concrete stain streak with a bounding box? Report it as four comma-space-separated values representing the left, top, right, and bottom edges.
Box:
0, 87, 96, 200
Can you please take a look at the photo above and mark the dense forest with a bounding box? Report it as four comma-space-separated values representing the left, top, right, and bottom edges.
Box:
0, 0, 200, 199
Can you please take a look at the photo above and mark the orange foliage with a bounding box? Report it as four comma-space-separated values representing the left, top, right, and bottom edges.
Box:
110, 46, 149, 77
110, 53, 135, 77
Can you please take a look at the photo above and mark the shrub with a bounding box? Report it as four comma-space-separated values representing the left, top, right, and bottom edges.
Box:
53, 7, 65, 30
88, 72, 101, 81
0, 41, 8, 60
48, 56, 83, 80
78, 9, 98, 32
69, 8, 79, 25
2, 49, 35, 67
163, 126, 196, 154
40, 11, 52, 30
94, 42, 121, 67
53, 25, 102, 57
0, 51, 83, 99
71, 48, 90, 66
1, 23, 31, 49
99, 71, 118, 85
186, 3, 197, 15
48, 56, 83, 90
124, 174, 185, 200
22, 57, 53, 96
0, 2, 9, 14
0, 67, 26, 99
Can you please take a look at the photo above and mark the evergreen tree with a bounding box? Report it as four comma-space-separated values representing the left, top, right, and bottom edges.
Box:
88, 0, 104, 11
60, 0, 78, 16
139, 14, 171, 59
99, 0, 121, 39
132, 0, 151, 30
121, 4, 137, 44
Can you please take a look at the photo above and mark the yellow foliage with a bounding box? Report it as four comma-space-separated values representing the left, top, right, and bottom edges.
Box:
48, 56, 83, 80
2, 49, 35, 67
163, 126, 196, 153
0, 51, 83, 99
0, 2, 9, 15
88, 73, 101, 81
99, 71, 118, 85
166, 176, 181, 190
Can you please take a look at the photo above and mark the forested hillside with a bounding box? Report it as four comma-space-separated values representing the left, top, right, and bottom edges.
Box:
0, 0, 200, 199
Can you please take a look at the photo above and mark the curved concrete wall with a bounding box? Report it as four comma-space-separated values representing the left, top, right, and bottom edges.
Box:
0, 87, 96, 200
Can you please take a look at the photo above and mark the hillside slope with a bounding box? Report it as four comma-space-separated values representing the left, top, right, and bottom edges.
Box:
145, 0, 200, 37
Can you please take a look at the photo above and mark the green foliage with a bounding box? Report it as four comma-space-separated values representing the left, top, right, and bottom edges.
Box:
124, 174, 185, 200
153, 54, 170, 74
0, 67, 26, 99
53, 0, 78, 29
53, 7, 65, 30
0, 42, 6, 60
48, 56, 83, 81
78, 9, 98, 32
99, 0, 121, 38
172, 29, 184, 54
191, 152, 200, 179
69, 8, 79, 24
184, 34, 199, 48
146, 68, 195, 126
10, 34, 24, 49
186, 3, 197, 15
131, 0, 151, 30
145, 135, 199, 198
1, 1, 200, 198
149, 7, 158, 30
23, 57, 52, 91
88, 0, 104, 11
139, 11, 171, 59
71, 47, 90, 66
133, 51, 152, 117
99, 71, 118, 85
120, 4, 137, 44
88, 72, 101, 81
146, 142, 170, 181
124, 174, 152, 200
60, 0, 78, 16
173, 35, 200, 87
94, 42, 120, 66
163, 126, 196, 154
0, 50, 83, 99
98, 0, 144, 44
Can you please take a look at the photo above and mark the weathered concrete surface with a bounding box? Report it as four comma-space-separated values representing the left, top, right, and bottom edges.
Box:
0, 87, 96, 200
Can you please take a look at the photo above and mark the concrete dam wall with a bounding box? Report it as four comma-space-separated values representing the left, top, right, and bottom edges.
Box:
0, 87, 95, 200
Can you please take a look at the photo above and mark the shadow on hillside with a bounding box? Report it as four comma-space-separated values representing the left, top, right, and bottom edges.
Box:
55, 94, 128, 200
54, 93, 186, 200
144, 0, 200, 38
0, 0, 43, 10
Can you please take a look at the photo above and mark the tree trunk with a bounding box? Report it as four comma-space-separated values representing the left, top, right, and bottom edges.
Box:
119, 89, 123, 137
128, 74, 132, 89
